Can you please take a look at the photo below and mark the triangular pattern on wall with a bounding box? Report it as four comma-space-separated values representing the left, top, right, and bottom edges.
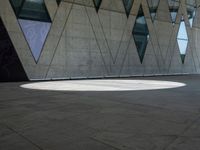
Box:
0, 18, 28, 82
147, 0, 160, 22
93, 0, 102, 12
177, 16, 188, 64
122, 0, 134, 17
168, 0, 179, 25
132, 5, 149, 63
9, 0, 52, 63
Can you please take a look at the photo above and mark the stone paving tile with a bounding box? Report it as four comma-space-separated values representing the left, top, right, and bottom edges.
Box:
0, 76, 200, 150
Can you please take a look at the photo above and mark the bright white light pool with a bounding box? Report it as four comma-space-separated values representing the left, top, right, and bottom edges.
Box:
20, 79, 186, 91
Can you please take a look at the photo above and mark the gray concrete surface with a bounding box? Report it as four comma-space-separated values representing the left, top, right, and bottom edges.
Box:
1, 0, 200, 80
1, 75, 200, 150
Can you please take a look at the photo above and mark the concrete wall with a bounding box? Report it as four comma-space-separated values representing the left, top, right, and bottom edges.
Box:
0, 0, 200, 80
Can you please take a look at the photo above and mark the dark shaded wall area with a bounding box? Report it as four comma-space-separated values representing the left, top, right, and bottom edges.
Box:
0, 18, 28, 82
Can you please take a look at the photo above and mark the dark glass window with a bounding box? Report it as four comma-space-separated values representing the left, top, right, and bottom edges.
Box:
19, 0, 51, 22
168, 0, 179, 25
9, 0, 51, 22
93, 0, 102, 12
122, 0, 134, 17
57, 0, 62, 5
132, 5, 149, 63
147, 0, 160, 22
9, 0, 24, 15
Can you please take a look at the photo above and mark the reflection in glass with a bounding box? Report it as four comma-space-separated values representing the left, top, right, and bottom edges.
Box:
177, 16, 188, 63
9, 0, 52, 63
93, 0, 102, 12
9, 0, 23, 15
18, 19, 51, 62
19, 0, 51, 22
168, 0, 179, 25
9, 0, 51, 22
122, 0, 134, 17
147, 0, 160, 22
186, 0, 196, 27
132, 5, 149, 63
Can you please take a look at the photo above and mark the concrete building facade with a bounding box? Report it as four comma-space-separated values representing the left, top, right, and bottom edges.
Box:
0, 0, 200, 81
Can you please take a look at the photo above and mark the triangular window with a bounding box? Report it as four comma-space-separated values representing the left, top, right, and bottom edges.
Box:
9, 0, 52, 62
177, 16, 188, 63
186, 0, 196, 27
57, 0, 62, 5
168, 0, 179, 25
122, 0, 134, 17
147, 0, 160, 22
132, 5, 149, 63
93, 0, 102, 12
18, 19, 51, 62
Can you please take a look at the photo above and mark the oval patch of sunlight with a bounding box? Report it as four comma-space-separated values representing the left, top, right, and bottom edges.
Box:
20, 79, 186, 92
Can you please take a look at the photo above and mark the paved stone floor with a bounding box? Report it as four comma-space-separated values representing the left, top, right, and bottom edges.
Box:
0, 75, 200, 150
